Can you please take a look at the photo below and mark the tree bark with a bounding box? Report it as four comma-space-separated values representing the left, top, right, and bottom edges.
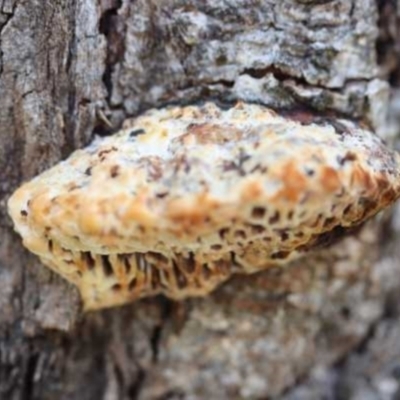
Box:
1, 1, 400, 399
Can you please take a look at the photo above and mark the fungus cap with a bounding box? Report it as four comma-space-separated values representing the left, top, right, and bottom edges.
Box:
8, 102, 400, 310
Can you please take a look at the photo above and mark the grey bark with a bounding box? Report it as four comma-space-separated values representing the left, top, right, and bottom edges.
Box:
1, 1, 400, 399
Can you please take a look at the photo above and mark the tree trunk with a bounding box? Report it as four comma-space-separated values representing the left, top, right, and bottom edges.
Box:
1, 1, 400, 399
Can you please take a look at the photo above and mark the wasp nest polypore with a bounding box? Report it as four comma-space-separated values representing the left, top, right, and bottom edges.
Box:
8, 102, 400, 309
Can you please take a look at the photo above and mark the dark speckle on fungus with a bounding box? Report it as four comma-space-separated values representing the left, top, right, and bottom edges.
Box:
85, 167, 92, 176
338, 151, 358, 166
7, 101, 400, 310
129, 128, 146, 138
110, 165, 120, 178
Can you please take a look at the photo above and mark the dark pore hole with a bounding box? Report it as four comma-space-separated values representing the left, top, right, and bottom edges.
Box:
251, 206, 266, 219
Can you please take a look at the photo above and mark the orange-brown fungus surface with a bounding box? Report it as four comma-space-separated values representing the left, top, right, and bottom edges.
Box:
8, 102, 400, 309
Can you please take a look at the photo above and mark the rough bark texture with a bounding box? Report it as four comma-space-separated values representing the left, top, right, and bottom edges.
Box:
1, 0, 400, 399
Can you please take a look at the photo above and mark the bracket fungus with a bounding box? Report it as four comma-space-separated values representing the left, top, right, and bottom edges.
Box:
8, 102, 400, 310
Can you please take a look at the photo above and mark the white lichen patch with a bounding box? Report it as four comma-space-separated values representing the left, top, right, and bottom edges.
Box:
7, 102, 400, 310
